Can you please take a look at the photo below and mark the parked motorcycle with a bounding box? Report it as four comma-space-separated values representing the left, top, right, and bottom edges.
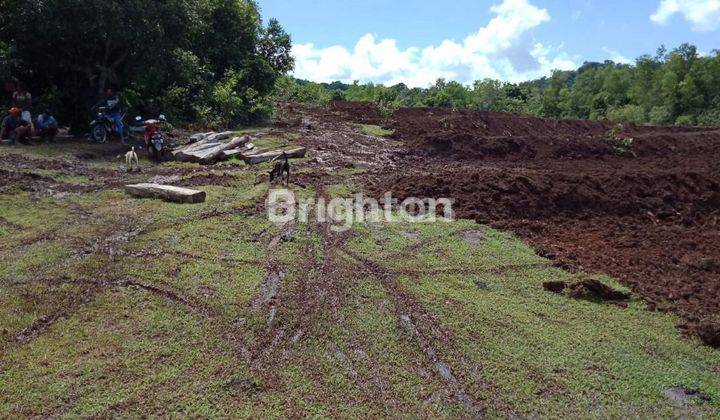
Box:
90, 106, 128, 143
135, 114, 168, 162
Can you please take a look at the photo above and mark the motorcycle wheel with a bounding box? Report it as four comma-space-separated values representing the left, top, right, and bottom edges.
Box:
122, 126, 132, 142
91, 124, 107, 143
153, 147, 163, 162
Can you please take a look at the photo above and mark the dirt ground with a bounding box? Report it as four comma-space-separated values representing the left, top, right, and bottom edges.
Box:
1, 105, 719, 417
5, 107, 719, 339
320, 104, 720, 338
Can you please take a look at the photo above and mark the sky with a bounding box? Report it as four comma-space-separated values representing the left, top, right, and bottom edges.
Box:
257, 0, 720, 87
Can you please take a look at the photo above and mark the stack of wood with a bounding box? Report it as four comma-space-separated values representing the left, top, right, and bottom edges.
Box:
171, 131, 252, 164
172, 131, 307, 165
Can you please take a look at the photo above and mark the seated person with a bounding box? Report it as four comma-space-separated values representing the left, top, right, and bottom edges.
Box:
0, 107, 31, 144
12, 83, 33, 126
36, 111, 59, 142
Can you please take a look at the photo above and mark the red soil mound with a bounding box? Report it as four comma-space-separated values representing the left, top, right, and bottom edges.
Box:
361, 105, 720, 343
389, 107, 720, 160
328, 100, 384, 124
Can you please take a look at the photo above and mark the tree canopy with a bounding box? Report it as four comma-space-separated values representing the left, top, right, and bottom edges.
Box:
0, 0, 293, 129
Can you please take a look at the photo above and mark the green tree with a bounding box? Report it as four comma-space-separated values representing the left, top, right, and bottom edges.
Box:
274, 43, 720, 128
0, 0, 292, 129
257, 18, 294, 75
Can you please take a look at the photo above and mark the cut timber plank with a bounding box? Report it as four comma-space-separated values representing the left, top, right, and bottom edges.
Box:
189, 132, 215, 143
243, 147, 307, 165
243, 148, 269, 156
239, 148, 270, 159
124, 183, 206, 204
205, 131, 234, 143
173, 135, 252, 163
223, 145, 265, 158
187, 136, 250, 163
222, 148, 244, 158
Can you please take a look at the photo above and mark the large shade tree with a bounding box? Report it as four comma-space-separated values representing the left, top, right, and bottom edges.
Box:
0, 0, 293, 128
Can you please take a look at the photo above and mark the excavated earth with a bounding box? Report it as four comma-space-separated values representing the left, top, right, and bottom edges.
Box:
310, 102, 720, 339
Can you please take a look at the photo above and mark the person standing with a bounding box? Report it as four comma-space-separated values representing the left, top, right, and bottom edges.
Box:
12, 83, 33, 126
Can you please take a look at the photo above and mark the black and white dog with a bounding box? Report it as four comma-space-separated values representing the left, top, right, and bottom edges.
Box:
269, 152, 290, 185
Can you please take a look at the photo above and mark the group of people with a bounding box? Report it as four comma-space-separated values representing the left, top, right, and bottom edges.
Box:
0, 83, 59, 144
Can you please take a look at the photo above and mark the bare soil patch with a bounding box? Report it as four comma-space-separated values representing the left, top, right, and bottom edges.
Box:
314, 101, 720, 342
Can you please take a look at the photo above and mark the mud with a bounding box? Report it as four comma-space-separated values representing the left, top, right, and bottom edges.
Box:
699, 316, 720, 348
176, 172, 240, 187
4, 103, 719, 346
315, 101, 720, 341
543, 279, 630, 303
0, 151, 131, 196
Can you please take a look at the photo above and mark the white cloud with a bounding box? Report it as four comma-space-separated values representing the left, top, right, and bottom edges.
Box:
651, 0, 720, 31
602, 47, 633, 64
291, 0, 578, 87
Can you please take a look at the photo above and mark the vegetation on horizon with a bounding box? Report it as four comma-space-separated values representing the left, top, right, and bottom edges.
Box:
275, 44, 720, 127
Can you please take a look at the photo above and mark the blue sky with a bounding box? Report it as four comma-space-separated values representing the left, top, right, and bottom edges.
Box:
257, 0, 720, 86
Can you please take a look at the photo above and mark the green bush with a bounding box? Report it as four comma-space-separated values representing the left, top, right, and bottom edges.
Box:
675, 114, 696, 126
607, 105, 646, 123
697, 109, 720, 127
606, 123, 635, 157
212, 70, 247, 127
273, 76, 330, 105
649, 106, 674, 125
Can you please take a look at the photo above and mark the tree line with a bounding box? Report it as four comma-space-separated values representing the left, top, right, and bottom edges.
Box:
275, 44, 720, 127
0, 0, 293, 130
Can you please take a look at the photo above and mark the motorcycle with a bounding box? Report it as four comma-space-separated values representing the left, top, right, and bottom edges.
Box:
90, 106, 128, 143
135, 114, 168, 162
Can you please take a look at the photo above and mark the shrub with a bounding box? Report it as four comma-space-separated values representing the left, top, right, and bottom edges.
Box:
697, 109, 720, 127
648, 106, 673, 125
377, 100, 399, 118
606, 123, 636, 157
607, 104, 646, 123
675, 114, 696, 126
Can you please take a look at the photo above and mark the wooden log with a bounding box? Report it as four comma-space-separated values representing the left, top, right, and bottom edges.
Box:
185, 136, 250, 163
205, 131, 234, 143
243, 147, 307, 165
222, 148, 244, 158
172, 140, 208, 158
223, 144, 264, 158
172, 143, 212, 160
175, 131, 234, 156
178, 137, 220, 153
174, 135, 252, 163
124, 183, 206, 204
241, 148, 269, 158
189, 132, 215, 143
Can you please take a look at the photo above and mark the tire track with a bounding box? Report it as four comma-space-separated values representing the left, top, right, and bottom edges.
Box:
344, 248, 510, 417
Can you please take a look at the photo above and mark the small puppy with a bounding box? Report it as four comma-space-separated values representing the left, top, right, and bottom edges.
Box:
269, 152, 290, 185
125, 146, 139, 172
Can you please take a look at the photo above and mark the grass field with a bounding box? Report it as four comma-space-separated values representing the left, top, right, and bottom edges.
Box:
0, 135, 718, 417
